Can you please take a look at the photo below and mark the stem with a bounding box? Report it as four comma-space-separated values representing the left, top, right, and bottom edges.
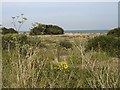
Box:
8, 42, 10, 52
12, 19, 17, 31
18, 21, 24, 32
57, 46, 60, 61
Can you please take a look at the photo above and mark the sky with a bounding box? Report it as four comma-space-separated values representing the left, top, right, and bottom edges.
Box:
1, 0, 120, 2
1, 1, 118, 31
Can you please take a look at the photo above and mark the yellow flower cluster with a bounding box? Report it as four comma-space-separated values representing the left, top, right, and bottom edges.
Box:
53, 61, 69, 70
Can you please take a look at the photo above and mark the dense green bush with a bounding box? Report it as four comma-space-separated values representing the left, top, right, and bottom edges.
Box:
107, 27, 120, 37
1, 27, 18, 34
29, 23, 64, 35
14, 34, 28, 45
2, 34, 28, 50
59, 40, 73, 49
29, 26, 45, 35
86, 27, 120, 57
2, 34, 16, 50
86, 35, 120, 57
2, 34, 47, 51
45, 25, 64, 35
27, 36, 46, 48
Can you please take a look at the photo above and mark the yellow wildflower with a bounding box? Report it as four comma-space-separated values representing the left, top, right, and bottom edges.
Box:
53, 61, 69, 70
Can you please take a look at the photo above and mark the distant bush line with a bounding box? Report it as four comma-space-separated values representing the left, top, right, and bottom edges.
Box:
29, 23, 64, 35
107, 27, 120, 37
1, 27, 18, 34
86, 27, 120, 58
1, 23, 64, 35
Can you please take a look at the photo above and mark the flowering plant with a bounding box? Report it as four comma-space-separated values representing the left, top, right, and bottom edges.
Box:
53, 61, 69, 70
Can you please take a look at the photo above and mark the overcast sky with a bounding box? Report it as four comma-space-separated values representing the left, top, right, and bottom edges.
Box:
2, 1, 118, 31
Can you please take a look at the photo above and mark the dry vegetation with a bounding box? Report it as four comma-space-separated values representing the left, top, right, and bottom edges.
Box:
2, 33, 119, 88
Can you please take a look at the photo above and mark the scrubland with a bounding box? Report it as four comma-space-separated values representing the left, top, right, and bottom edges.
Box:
2, 33, 119, 88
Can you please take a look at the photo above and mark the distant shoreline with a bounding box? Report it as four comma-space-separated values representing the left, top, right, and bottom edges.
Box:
64, 30, 109, 33
20, 30, 109, 33
20, 30, 107, 36
64, 31, 107, 35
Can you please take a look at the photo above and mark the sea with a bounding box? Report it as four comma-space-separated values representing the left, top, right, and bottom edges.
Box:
20, 30, 109, 33
64, 30, 109, 33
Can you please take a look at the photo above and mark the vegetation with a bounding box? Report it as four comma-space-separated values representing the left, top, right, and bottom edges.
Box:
59, 40, 73, 49
29, 23, 64, 35
107, 27, 120, 37
86, 28, 120, 58
11, 14, 27, 32
1, 27, 18, 34
1, 14, 119, 88
2, 33, 119, 88
86, 35, 120, 57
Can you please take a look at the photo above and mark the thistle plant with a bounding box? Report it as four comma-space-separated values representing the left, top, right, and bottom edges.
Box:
11, 14, 27, 33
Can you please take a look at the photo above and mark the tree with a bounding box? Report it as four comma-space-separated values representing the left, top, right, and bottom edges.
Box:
1, 27, 18, 34
86, 35, 120, 57
29, 23, 46, 35
107, 27, 120, 37
8, 28, 18, 34
45, 25, 64, 35
29, 23, 64, 35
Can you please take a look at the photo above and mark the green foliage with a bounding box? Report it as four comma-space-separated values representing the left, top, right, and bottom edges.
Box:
2, 34, 28, 50
27, 36, 47, 48
91, 52, 110, 61
59, 40, 73, 49
2, 34, 16, 50
1, 27, 18, 34
86, 35, 120, 57
82, 66, 118, 88
69, 55, 82, 65
107, 27, 120, 37
29, 23, 64, 35
45, 25, 64, 35
29, 26, 45, 35
2, 34, 47, 52
14, 34, 28, 45
2, 50, 16, 87
86, 27, 120, 57
2, 15, 119, 88
2, 34, 119, 88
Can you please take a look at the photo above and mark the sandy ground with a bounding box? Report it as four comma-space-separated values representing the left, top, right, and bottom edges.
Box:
64, 32, 106, 36
24, 32, 107, 38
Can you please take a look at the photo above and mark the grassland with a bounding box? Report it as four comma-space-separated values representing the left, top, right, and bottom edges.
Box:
2, 33, 119, 88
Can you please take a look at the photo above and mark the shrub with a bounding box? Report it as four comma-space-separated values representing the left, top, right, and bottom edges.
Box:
2, 34, 47, 51
45, 25, 64, 35
91, 52, 110, 61
29, 26, 45, 35
107, 27, 120, 37
27, 36, 46, 48
86, 35, 120, 57
14, 34, 28, 45
59, 40, 73, 49
113, 37, 120, 58
29, 23, 64, 35
2, 34, 16, 50
2, 34, 28, 50
1, 27, 18, 34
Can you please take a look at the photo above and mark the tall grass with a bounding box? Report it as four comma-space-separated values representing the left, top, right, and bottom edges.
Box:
2, 34, 119, 88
